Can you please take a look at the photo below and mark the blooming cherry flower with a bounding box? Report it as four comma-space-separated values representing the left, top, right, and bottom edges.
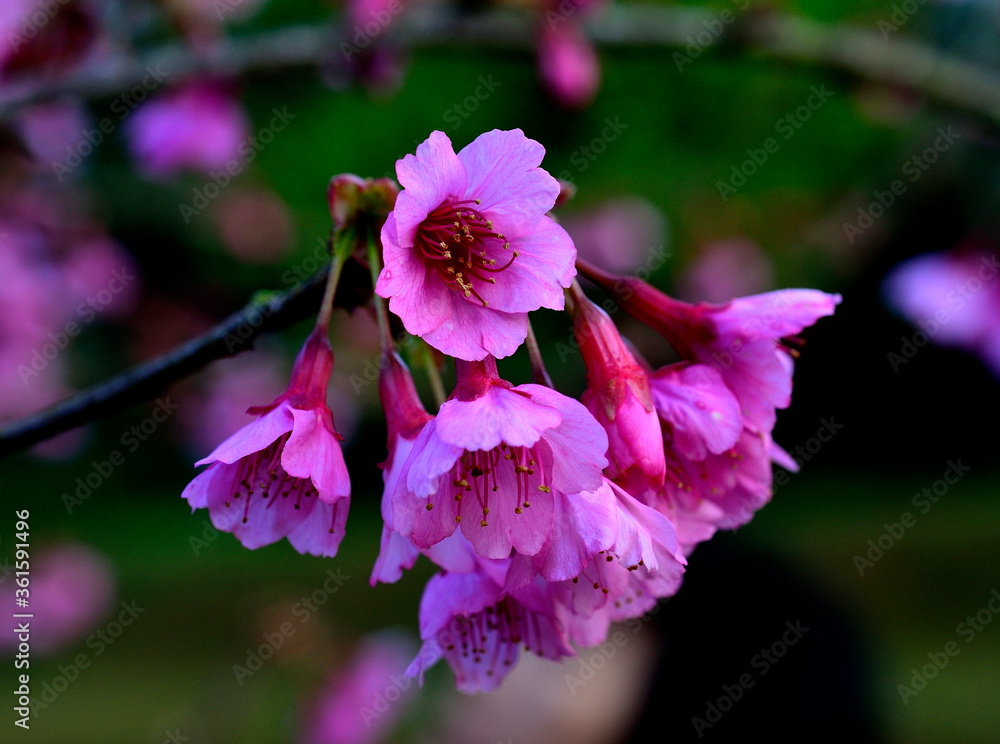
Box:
376, 129, 576, 360
408, 557, 574, 694
577, 260, 840, 433
392, 357, 609, 560
182, 328, 351, 556
546, 481, 686, 645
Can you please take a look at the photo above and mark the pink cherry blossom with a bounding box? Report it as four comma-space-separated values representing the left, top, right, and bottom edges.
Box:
182, 328, 351, 556
578, 261, 840, 433
375, 129, 576, 360
408, 560, 574, 694
547, 481, 686, 645
14, 101, 92, 165
126, 81, 250, 178
391, 357, 608, 560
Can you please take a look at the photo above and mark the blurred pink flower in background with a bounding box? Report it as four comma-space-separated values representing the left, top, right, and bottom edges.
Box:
0, 543, 116, 654
125, 82, 251, 178
562, 197, 667, 275
347, 0, 401, 33
535, 0, 605, 108
14, 101, 92, 166
299, 633, 418, 744
212, 188, 296, 264
0, 0, 36, 72
178, 348, 291, 456
0, 217, 138, 427
883, 244, 1000, 376
676, 238, 775, 304
537, 24, 600, 110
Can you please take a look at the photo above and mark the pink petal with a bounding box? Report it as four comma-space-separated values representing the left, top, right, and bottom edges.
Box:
457, 129, 558, 239
435, 385, 562, 452
393, 131, 467, 247
471, 215, 575, 313
195, 403, 294, 466
287, 498, 349, 557
650, 363, 742, 460
519, 384, 608, 494
420, 298, 529, 361
370, 525, 421, 585
282, 407, 351, 503
533, 483, 618, 582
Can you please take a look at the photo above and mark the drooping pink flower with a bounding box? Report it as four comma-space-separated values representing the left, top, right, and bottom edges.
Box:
543, 481, 686, 645
0, 543, 115, 654
125, 81, 250, 178
408, 558, 575, 694
578, 261, 841, 433
572, 288, 665, 492
657, 427, 776, 547
299, 633, 417, 744
391, 357, 609, 561
182, 327, 351, 556
883, 247, 1000, 376
647, 362, 781, 550
375, 129, 576, 361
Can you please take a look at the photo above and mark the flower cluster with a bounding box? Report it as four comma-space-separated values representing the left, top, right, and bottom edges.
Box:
181, 128, 840, 693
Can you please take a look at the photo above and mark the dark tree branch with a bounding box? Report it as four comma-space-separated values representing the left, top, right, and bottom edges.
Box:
0, 267, 328, 458
1, 7, 1000, 128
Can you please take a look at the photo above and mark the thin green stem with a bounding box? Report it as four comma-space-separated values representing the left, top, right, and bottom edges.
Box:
365, 239, 395, 352
315, 250, 345, 335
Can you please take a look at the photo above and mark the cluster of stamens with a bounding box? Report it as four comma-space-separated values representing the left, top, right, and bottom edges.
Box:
423, 442, 550, 527
570, 550, 644, 595
224, 434, 337, 533
415, 198, 517, 306
438, 599, 552, 677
